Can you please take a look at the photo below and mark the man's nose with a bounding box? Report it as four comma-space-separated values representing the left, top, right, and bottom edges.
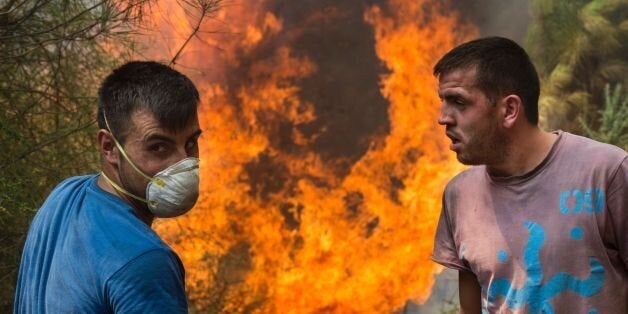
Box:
438, 104, 454, 126
173, 147, 191, 161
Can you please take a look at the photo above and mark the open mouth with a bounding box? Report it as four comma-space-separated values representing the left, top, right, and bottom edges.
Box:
446, 132, 460, 144
446, 132, 462, 151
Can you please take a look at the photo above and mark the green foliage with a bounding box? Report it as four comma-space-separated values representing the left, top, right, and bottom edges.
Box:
527, 0, 628, 133
0, 0, 144, 311
0, 182, 36, 306
580, 84, 628, 149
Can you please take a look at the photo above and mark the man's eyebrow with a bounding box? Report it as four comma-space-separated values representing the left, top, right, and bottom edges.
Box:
144, 133, 175, 143
439, 90, 462, 99
144, 129, 203, 143
444, 94, 464, 101
440, 88, 472, 98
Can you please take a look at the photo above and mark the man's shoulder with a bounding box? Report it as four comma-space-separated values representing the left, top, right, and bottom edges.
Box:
557, 132, 627, 175
33, 174, 98, 225
41, 174, 175, 278
445, 166, 486, 191
83, 208, 175, 276
561, 131, 627, 159
47, 174, 97, 197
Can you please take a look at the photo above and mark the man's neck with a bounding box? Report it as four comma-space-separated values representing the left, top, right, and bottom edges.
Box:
487, 128, 558, 177
97, 173, 155, 226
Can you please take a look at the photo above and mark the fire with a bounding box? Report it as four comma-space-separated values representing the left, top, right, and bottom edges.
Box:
143, 0, 476, 312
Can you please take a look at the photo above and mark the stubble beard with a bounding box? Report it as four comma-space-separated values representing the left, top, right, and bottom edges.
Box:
456, 121, 510, 166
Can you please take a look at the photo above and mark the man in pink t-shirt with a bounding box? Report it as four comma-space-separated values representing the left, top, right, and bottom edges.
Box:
432, 37, 627, 313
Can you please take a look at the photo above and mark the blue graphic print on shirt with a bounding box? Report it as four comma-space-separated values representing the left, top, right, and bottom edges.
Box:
559, 188, 604, 214
497, 250, 508, 263
487, 222, 605, 313
570, 226, 584, 240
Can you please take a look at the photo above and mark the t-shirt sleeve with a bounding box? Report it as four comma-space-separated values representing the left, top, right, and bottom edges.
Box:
106, 249, 188, 314
432, 190, 470, 271
605, 156, 628, 269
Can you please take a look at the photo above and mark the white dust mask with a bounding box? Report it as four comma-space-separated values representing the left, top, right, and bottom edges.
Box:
100, 112, 200, 218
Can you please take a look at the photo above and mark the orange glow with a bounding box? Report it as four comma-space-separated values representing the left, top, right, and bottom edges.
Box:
144, 0, 477, 312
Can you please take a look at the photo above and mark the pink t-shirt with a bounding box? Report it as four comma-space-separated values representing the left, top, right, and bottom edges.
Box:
433, 131, 627, 313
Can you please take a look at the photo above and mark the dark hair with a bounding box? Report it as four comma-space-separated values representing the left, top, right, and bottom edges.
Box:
97, 61, 200, 143
433, 37, 540, 125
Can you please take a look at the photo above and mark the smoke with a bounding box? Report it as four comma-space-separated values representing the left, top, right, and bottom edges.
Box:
450, 0, 531, 44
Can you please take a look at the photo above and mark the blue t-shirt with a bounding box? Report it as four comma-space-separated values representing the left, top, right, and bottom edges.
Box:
14, 175, 188, 313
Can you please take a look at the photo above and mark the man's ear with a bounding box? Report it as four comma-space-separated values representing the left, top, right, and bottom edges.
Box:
499, 94, 523, 129
97, 129, 119, 166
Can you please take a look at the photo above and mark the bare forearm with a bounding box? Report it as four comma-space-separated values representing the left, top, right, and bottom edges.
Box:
459, 270, 482, 314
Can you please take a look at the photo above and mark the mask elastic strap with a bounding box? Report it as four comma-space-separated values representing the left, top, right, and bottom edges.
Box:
101, 171, 148, 204
103, 111, 153, 182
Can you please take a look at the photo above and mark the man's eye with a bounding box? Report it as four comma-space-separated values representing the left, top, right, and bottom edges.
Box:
186, 139, 198, 150
149, 144, 168, 153
444, 96, 464, 107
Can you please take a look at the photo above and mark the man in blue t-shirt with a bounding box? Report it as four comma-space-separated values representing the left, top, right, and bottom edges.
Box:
14, 61, 203, 313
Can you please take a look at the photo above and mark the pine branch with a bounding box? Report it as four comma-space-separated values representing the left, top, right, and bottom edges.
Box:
169, 0, 221, 66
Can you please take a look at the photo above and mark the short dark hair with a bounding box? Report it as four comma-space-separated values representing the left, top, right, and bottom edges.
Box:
433, 37, 540, 125
97, 61, 200, 143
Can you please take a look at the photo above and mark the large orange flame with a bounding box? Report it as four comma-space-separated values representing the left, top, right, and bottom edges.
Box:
143, 0, 477, 312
